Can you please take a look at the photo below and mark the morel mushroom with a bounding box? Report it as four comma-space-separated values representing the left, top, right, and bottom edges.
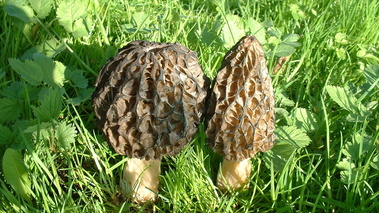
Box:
205, 35, 275, 191
92, 40, 209, 203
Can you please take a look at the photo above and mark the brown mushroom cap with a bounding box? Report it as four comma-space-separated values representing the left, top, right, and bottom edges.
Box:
205, 35, 275, 161
92, 40, 210, 160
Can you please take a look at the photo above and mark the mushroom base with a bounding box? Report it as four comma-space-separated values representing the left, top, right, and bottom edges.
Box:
217, 158, 252, 191
122, 158, 161, 203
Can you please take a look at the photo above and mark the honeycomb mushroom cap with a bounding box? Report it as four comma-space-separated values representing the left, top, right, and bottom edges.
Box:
206, 35, 275, 161
92, 40, 210, 160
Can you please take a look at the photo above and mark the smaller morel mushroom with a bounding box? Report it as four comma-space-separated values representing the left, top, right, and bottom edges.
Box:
205, 35, 275, 191
92, 40, 209, 203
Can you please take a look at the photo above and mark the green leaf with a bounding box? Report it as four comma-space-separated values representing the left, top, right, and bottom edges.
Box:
336, 158, 355, 170
263, 126, 310, 171
275, 34, 301, 57
245, 18, 266, 44
67, 88, 94, 105
33, 54, 66, 87
32, 88, 63, 122
342, 133, 372, 161
27, 0, 53, 19
71, 16, 93, 38
220, 15, 245, 48
21, 39, 67, 59
277, 92, 295, 107
56, 0, 87, 33
325, 85, 370, 120
336, 47, 347, 60
0, 98, 22, 124
371, 155, 379, 171
23, 122, 52, 140
4, 0, 36, 23
65, 68, 87, 88
0, 82, 23, 99
283, 34, 301, 47
196, 28, 219, 46
55, 122, 77, 149
335, 32, 348, 45
2, 148, 32, 202
8, 58, 43, 85
0, 82, 40, 101
275, 44, 296, 57
293, 108, 318, 132
290, 4, 306, 21
264, 142, 296, 171
0, 125, 16, 145
340, 168, 360, 184
275, 126, 311, 149
132, 11, 151, 28
363, 64, 379, 89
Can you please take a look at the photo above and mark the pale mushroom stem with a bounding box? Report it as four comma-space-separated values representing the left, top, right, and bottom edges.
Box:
122, 158, 161, 203
217, 158, 252, 191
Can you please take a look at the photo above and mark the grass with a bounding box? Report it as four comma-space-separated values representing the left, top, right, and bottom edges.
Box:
1, 0, 379, 212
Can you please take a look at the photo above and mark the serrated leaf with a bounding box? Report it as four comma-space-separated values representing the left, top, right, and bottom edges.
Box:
220, 15, 245, 48
67, 88, 94, 105
32, 88, 62, 122
21, 39, 67, 59
55, 122, 77, 149
0, 98, 22, 124
4, 0, 36, 23
33, 54, 66, 87
275, 44, 296, 57
71, 17, 92, 38
326, 85, 370, 118
340, 169, 360, 184
275, 34, 300, 57
336, 158, 355, 170
0, 82, 40, 101
245, 18, 266, 44
275, 126, 311, 149
277, 92, 295, 107
293, 108, 318, 132
65, 69, 87, 88
0, 82, 23, 99
282, 34, 301, 47
56, 0, 87, 33
275, 108, 289, 117
363, 64, 379, 89
8, 58, 43, 85
2, 148, 32, 202
264, 142, 296, 171
342, 133, 372, 160
0, 125, 16, 145
132, 11, 151, 29
27, 0, 53, 19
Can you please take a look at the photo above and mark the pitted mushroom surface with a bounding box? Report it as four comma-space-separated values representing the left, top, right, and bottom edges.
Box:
205, 35, 275, 191
92, 40, 209, 202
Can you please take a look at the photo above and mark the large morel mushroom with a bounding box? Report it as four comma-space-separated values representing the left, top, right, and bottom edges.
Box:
92, 40, 209, 203
206, 35, 275, 191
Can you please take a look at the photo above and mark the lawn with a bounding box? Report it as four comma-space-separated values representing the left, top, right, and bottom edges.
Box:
1, 0, 379, 212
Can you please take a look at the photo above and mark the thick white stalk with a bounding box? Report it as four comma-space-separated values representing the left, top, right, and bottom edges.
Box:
217, 158, 252, 191
122, 158, 161, 203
